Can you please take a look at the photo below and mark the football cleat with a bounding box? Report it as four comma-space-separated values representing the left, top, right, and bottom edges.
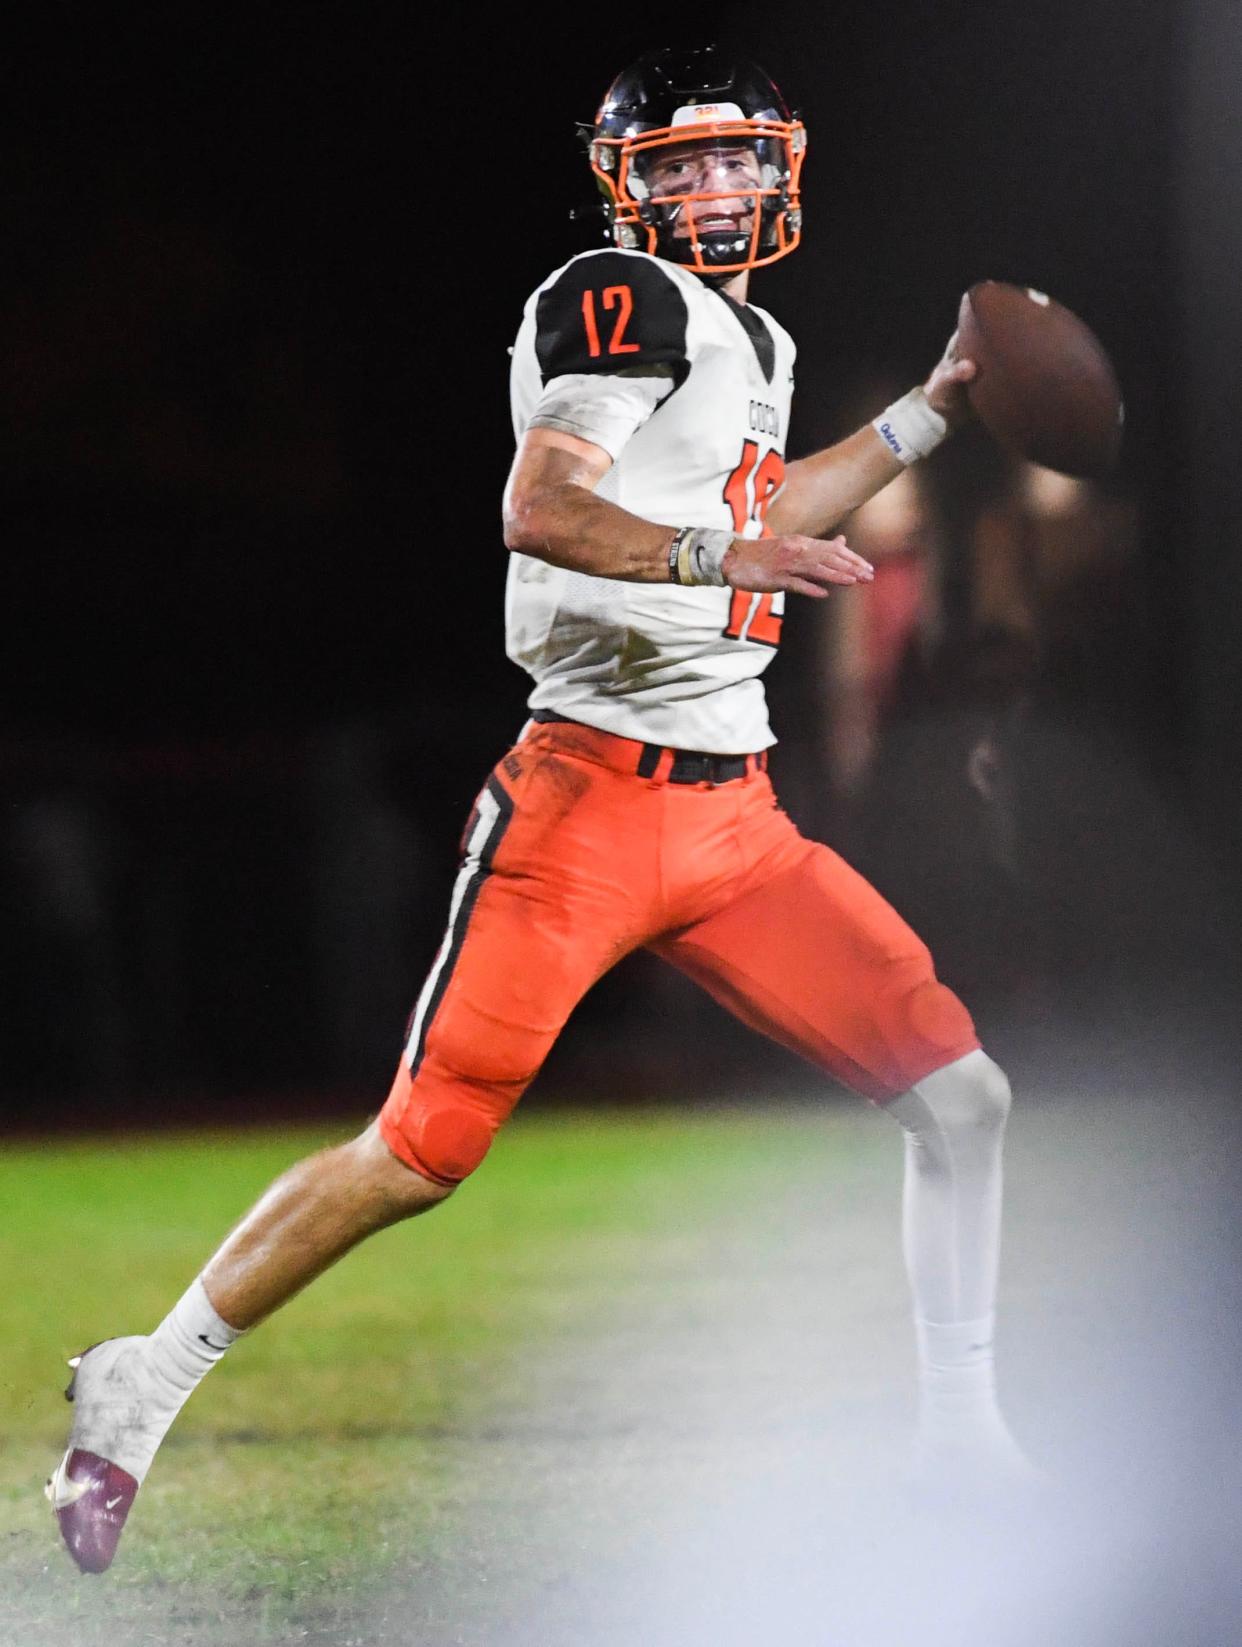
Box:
46, 1444, 138, 1574
901, 1429, 1054, 1517
47, 1343, 146, 1574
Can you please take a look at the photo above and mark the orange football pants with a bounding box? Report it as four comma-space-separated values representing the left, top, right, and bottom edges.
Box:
379, 717, 979, 1184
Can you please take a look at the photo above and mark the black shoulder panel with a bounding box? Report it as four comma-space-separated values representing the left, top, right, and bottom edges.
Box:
535, 252, 690, 385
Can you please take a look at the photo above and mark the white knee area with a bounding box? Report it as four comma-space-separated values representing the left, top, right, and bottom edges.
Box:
893, 1048, 1012, 1165
887, 1048, 1012, 1327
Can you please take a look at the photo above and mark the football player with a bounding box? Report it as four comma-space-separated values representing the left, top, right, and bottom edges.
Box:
48, 45, 1038, 1575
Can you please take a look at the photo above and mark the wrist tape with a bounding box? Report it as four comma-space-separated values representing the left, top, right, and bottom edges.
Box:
871, 387, 948, 465
667, 526, 733, 587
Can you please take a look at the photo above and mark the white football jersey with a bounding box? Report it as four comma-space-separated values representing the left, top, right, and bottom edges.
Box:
506, 247, 796, 755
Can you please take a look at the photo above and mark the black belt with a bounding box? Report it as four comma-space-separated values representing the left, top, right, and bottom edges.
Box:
530, 709, 766, 786
637, 745, 761, 783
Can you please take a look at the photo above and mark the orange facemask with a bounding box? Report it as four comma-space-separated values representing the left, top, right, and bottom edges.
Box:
589, 115, 807, 276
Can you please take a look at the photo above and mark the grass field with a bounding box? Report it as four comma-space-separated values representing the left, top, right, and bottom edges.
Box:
3, 1092, 1241, 1646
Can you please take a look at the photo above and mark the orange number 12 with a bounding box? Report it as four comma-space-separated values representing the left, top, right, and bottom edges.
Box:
581, 286, 640, 358
722, 439, 786, 646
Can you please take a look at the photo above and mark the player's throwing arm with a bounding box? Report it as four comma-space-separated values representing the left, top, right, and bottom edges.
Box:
504, 330, 981, 600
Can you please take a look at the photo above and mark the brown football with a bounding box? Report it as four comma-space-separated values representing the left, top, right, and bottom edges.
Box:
956, 281, 1123, 478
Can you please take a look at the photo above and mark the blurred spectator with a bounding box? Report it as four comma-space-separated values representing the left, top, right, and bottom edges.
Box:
0, 720, 436, 1121
304, 718, 432, 1092
817, 465, 944, 820
2, 780, 130, 1101
805, 438, 1081, 988
939, 461, 1142, 897
840, 449, 1235, 1075
970, 459, 1140, 713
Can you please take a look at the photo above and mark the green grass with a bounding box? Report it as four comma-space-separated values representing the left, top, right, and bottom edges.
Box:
0, 1103, 878, 1647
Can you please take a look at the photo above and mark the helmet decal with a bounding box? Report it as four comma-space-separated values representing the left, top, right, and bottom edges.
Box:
669, 102, 746, 125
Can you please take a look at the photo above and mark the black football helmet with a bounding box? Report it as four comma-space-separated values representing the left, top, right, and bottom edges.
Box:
586, 45, 805, 276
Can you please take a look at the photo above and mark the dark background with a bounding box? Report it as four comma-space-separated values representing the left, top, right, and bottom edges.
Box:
4, 0, 1239, 1128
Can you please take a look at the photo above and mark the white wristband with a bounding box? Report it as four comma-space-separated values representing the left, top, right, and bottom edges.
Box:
871, 386, 948, 465
667, 526, 733, 587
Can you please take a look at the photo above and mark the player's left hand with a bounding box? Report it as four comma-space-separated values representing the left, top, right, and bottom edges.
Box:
922, 331, 978, 430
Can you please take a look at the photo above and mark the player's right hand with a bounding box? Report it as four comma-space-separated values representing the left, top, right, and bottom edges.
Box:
923, 328, 978, 430
723, 534, 874, 599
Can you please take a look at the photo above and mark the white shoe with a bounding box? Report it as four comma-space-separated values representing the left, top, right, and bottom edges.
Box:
48, 1338, 154, 1573
903, 1423, 1054, 1513
59, 1336, 167, 1482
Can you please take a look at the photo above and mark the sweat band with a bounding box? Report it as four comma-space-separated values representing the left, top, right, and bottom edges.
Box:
667, 526, 734, 587
871, 387, 948, 465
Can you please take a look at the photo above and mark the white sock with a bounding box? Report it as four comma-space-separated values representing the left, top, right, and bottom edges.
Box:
145, 1276, 243, 1397
887, 1051, 1012, 1445
914, 1314, 1003, 1444
70, 1278, 243, 1483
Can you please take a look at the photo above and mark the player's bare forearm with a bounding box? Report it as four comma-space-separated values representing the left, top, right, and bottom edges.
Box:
505, 428, 873, 597
765, 426, 904, 537
503, 429, 682, 582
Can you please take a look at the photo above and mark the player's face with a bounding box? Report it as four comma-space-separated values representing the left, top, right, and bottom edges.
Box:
639, 140, 766, 240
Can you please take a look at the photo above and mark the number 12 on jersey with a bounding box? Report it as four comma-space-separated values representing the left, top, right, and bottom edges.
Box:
723, 438, 785, 647
581, 286, 638, 357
